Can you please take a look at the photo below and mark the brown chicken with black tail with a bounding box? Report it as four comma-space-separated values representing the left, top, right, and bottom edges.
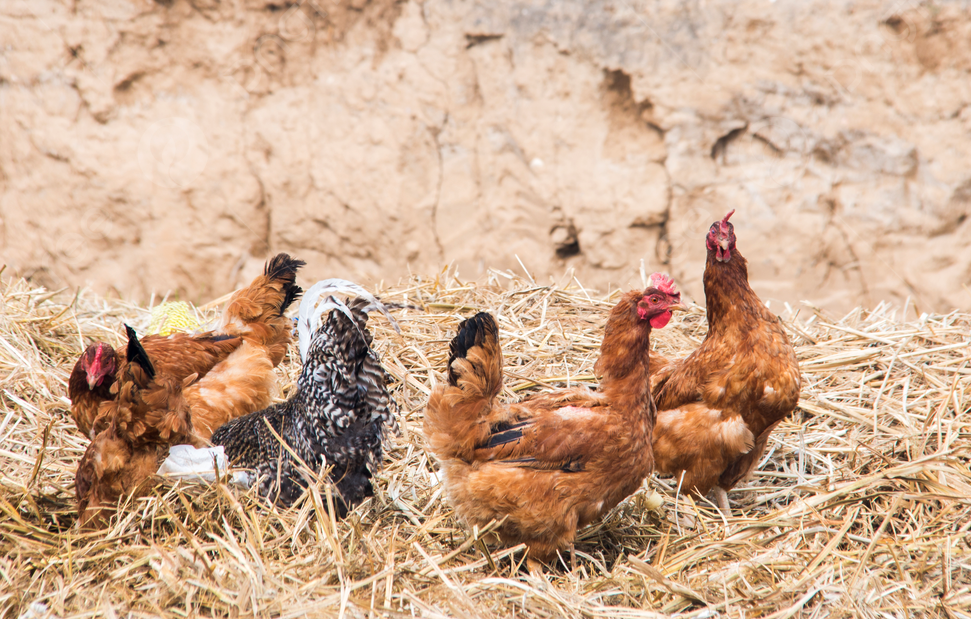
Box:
69, 253, 305, 442
74, 325, 230, 524
73, 253, 305, 526
424, 274, 685, 563
649, 210, 802, 514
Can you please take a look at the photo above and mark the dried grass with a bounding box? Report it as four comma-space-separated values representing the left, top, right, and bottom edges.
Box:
1, 266, 970, 618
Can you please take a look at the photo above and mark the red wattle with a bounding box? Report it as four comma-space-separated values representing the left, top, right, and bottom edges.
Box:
649, 311, 671, 329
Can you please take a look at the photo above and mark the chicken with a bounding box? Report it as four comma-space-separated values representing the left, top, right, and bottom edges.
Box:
69, 342, 118, 439
649, 210, 802, 514
208, 280, 400, 517
73, 254, 305, 525
68, 253, 305, 442
73, 331, 261, 527
424, 275, 685, 563
74, 327, 218, 525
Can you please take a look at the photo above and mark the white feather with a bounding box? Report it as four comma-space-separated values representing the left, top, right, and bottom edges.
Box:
297, 279, 401, 363
310, 298, 356, 339
301, 298, 357, 362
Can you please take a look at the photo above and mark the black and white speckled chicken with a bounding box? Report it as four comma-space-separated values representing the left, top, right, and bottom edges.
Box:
206, 280, 400, 516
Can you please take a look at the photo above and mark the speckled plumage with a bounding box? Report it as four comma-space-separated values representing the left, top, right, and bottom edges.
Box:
212, 295, 397, 516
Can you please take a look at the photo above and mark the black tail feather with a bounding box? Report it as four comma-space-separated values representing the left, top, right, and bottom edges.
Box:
124, 324, 155, 379
279, 283, 303, 316
447, 312, 497, 386
264, 253, 306, 316
264, 252, 306, 281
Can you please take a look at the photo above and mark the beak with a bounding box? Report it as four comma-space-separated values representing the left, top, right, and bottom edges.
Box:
86, 375, 99, 390
718, 237, 730, 250
668, 300, 688, 312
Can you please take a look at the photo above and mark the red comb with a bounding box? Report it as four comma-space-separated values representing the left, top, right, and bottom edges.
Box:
647, 272, 678, 296
719, 209, 735, 235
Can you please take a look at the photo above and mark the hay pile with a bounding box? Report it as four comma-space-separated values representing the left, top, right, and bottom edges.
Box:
1, 267, 969, 618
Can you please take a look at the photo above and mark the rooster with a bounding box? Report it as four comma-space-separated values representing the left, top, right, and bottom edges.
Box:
68, 253, 305, 442
649, 210, 802, 514
73, 254, 305, 525
181, 280, 400, 517
424, 275, 685, 563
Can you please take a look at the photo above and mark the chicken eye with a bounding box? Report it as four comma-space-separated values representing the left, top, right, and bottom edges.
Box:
650, 296, 661, 304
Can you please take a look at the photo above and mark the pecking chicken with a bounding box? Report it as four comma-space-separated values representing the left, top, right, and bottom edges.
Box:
73, 254, 305, 525
649, 210, 802, 514
68, 253, 305, 442
206, 280, 400, 517
424, 275, 685, 563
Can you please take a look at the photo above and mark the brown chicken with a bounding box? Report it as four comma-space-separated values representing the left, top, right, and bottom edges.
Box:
424, 275, 684, 562
74, 327, 238, 524
70, 342, 118, 439
68, 253, 304, 441
73, 254, 305, 525
649, 211, 802, 514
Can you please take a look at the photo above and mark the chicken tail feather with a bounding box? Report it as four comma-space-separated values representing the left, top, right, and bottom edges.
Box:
221, 253, 306, 330
264, 253, 306, 316
124, 324, 155, 380
424, 312, 503, 462
446, 312, 501, 389
217, 253, 306, 366
297, 279, 401, 363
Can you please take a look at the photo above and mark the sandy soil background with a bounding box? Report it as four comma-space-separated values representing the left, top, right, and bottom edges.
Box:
2, 0, 971, 313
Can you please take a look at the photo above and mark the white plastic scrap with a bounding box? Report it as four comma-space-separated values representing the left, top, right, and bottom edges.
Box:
158, 444, 255, 487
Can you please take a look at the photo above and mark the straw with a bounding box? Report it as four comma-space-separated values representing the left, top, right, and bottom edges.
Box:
0, 267, 969, 617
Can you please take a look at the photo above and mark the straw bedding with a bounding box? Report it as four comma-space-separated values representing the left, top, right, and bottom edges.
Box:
1, 267, 969, 618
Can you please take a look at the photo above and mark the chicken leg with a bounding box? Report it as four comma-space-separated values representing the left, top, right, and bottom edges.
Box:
713, 486, 731, 515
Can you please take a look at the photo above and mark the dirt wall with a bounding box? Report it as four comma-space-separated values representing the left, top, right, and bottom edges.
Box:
2, 0, 971, 312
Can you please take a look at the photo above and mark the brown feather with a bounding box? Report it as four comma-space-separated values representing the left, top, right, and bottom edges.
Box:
73, 253, 306, 526
75, 427, 167, 527
425, 289, 674, 562
651, 227, 802, 501
68, 344, 118, 439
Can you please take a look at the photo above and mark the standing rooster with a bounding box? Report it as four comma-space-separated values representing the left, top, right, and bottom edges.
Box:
650, 210, 802, 514
73, 254, 305, 525
207, 280, 400, 517
424, 275, 685, 563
